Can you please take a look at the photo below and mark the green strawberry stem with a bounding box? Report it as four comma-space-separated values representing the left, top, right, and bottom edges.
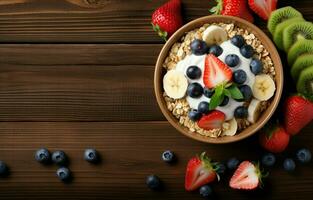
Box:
151, 23, 168, 42
254, 162, 269, 188
209, 0, 223, 14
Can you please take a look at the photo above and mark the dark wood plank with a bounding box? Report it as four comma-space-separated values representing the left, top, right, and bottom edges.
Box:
0, 122, 312, 200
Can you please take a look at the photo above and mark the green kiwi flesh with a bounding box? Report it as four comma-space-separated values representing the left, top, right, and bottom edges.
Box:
283, 21, 313, 51
291, 54, 313, 81
297, 65, 313, 96
288, 39, 313, 65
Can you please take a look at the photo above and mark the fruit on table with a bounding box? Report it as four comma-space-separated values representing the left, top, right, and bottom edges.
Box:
227, 157, 240, 170
52, 150, 68, 166
240, 44, 254, 58
151, 0, 183, 41
297, 65, 313, 97
261, 153, 276, 167
239, 85, 253, 101
252, 74, 276, 101
0, 161, 9, 177
233, 70, 247, 84
208, 44, 223, 57
225, 54, 240, 67
296, 148, 312, 164
199, 185, 213, 198
187, 82, 203, 98
222, 118, 238, 136
287, 39, 313, 65
283, 95, 313, 135
259, 124, 290, 153
188, 109, 202, 122
163, 70, 188, 99
231, 35, 245, 48
186, 65, 202, 80
202, 25, 228, 46
248, 0, 277, 20
198, 101, 210, 115
247, 98, 262, 123
197, 110, 225, 131
191, 39, 208, 56
250, 58, 263, 75
283, 158, 296, 172
185, 152, 218, 191
146, 175, 162, 190
162, 150, 175, 163
234, 106, 248, 118
35, 148, 51, 164
84, 148, 99, 163
291, 54, 313, 81
56, 167, 71, 182
216, 163, 227, 174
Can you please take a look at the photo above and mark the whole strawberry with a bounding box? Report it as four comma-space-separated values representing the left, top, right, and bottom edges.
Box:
248, 0, 277, 20
151, 0, 183, 41
284, 95, 313, 135
259, 123, 290, 153
210, 0, 254, 23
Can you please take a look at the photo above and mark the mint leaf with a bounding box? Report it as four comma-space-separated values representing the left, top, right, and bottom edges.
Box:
224, 89, 231, 97
227, 85, 243, 100
209, 85, 224, 110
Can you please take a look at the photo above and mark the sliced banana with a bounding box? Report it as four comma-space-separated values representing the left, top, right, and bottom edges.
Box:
163, 70, 188, 99
202, 25, 228, 46
222, 118, 238, 136
248, 98, 262, 123
252, 74, 276, 101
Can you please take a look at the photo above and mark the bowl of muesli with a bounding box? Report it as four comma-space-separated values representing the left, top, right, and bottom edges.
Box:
154, 15, 283, 144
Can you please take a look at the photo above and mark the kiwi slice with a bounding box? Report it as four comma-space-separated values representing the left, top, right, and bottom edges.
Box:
297, 65, 313, 96
268, 6, 303, 35
291, 54, 313, 81
283, 22, 313, 51
288, 39, 313, 65
273, 17, 305, 50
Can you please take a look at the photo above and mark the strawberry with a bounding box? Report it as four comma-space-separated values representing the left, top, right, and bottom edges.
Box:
248, 0, 277, 20
259, 123, 290, 153
203, 54, 232, 89
229, 161, 264, 190
210, 0, 254, 23
197, 110, 225, 130
185, 152, 219, 191
151, 0, 183, 41
284, 95, 313, 135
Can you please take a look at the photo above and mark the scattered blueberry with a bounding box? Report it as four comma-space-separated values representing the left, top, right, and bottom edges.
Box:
296, 148, 312, 164
84, 149, 99, 163
199, 185, 213, 198
250, 58, 263, 75
146, 175, 162, 190
225, 54, 240, 67
261, 153, 276, 167
203, 87, 214, 98
231, 35, 245, 48
216, 163, 226, 174
239, 85, 252, 101
162, 150, 175, 163
52, 151, 68, 166
198, 101, 210, 114
0, 161, 9, 177
219, 96, 229, 106
186, 65, 202, 79
35, 148, 51, 164
188, 110, 202, 121
191, 39, 208, 55
187, 83, 203, 98
234, 106, 248, 118
208, 45, 223, 57
56, 167, 71, 182
283, 158, 296, 172
233, 70, 247, 84
240, 44, 254, 58
227, 157, 240, 170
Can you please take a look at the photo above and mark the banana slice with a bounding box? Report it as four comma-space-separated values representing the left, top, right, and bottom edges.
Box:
252, 74, 276, 101
202, 25, 228, 46
248, 98, 262, 123
163, 70, 188, 99
222, 118, 238, 136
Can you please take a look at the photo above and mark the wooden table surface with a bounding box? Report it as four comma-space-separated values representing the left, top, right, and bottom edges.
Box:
0, 0, 312, 199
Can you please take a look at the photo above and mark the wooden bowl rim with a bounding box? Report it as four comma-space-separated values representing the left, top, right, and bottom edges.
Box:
154, 15, 283, 144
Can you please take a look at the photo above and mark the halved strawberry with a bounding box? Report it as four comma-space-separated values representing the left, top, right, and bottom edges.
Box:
185, 152, 219, 191
248, 0, 277, 20
229, 161, 263, 190
197, 110, 225, 130
203, 54, 232, 89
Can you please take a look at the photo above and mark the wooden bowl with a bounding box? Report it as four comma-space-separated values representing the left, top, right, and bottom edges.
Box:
154, 15, 283, 144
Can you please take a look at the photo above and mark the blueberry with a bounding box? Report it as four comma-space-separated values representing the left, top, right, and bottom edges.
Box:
0, 161, 9, 177
208, 45, 223, 57
219, 96, 229, 106
198, 101, 210, 114
52, 151, 68, 166
234, 106, 248, 118
231, 35, 245, 48
187, 83, 203, 98
146, 175, 162, 190
162, 150, 175, 163
296, 148, 312, 164
199, 185, 213, 198
188, 109, 202, 121
283, 158, 296, 172
261, 153, 276, 167
240, 44, 254, 58
191, 39, 208, 55
84, 149, 99, 163
216, 163, 226, 174
56, 167, 71, 182
35, 148, 51, 164
186, 65, 202, 79
227, 157, 240, 170
239, 85, 252, 101
250, 58, 263, 75
225, 54, 240, 67
233, 70, 247, 84
203, 87, 214, 98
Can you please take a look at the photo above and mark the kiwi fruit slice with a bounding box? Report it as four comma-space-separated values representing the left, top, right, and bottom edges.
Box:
273, 17, 305, 50
291, 54, 313, 81
268, 6, 303, 35
288, 39, 313, 65
283, 21, 313, 51
297, 65, 313, 96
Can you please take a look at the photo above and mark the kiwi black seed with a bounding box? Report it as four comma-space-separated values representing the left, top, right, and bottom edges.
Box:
268, 6, 303, 35
291, 54, 313, 81
283, 21, 313, 51
297, 65, 313, 96
288, 39, 313, 65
